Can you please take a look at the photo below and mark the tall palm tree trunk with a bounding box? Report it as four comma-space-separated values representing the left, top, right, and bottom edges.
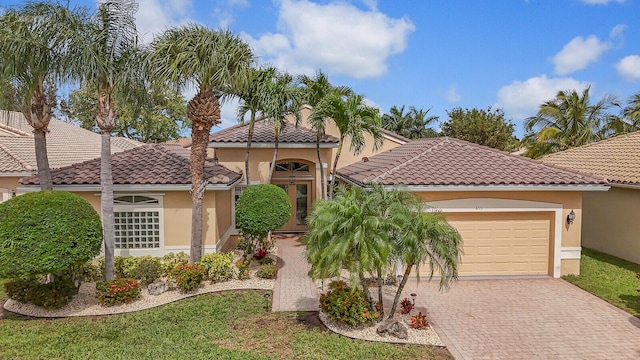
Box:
33, 129, 53, 190
316, 132, 326, 199
27, 81, 53, 190
328, 140, 344, 199
389, 262, 414, 318
376, 268, 384, 316
267, 125, 279, 183
97, 91, 116, 280
244, 115, 256, 185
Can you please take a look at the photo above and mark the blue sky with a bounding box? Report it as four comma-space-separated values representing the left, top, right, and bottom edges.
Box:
2, 0, 639, 137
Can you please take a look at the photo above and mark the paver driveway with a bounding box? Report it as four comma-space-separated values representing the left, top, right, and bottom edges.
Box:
400, 278, 640, 360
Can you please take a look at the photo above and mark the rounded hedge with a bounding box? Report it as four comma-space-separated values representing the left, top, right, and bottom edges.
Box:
0, 191, 103, 278
235, 184, 292, 236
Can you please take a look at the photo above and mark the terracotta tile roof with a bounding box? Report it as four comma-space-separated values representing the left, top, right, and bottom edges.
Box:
541, 131, 640, 185
21, 143, 241, 186
209, 119, 339, 145
338, 137, 605, 186
0, 111, 143, 173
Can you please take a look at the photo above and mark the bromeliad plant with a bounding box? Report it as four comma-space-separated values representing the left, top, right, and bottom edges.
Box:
410, 312, 429, 330
400, 298, 414, 315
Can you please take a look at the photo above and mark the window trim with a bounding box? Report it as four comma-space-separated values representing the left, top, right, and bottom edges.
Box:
113, 194, 164, 255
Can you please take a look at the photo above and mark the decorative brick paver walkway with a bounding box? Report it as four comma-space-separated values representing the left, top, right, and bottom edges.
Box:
400, 278, 640, 360
271, 234, 319, 311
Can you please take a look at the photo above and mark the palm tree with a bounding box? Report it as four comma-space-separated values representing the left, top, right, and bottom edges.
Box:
69, 0, 143, 280
148, 25, 254, 263
522, 86, 617, 158
387, 203, 463, 318
617, 93, 640, 132
311, 93, 383, 198
382, 105, 438, 139
236, 67, 278, 185
0, 2, 84, 190
298, 71, 352, 199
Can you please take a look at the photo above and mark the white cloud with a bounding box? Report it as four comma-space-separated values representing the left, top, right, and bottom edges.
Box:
552, 35, 610, 75
135, 0, 194, 43
616, 55, 640, 81
446, 86, 460, 103
216, 98, 242, 130
496, 75, 591, 120
243, 0, 415, 79
580, 0, 625, 4
609, 24, 627, 38
212, 0, 251, 29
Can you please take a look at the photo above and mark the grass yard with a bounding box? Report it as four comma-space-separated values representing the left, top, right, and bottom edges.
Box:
563, 248, 640, 317
0, 290, 452, 360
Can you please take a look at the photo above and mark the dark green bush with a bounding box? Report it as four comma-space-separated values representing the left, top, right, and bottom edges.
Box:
134, 257, 163, 285
6, 275, 79, 309
236, 185, 291, 256
256, 257, 275, 265
319, 285, 380, 327
170, 264, 204, 292
0, 191, 103, 278
256, 264, 278, 279
197, 252, 235, 283
96, 278, 141, 306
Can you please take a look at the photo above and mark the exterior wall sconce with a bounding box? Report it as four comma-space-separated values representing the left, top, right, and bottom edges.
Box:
567, 210, 576, 225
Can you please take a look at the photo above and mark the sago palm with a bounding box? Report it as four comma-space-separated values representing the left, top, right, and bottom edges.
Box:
148, 25, 254, 263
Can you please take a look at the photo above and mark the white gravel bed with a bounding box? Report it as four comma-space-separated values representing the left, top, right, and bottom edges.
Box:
3, 278, 275, 318
318, 311, 444, 346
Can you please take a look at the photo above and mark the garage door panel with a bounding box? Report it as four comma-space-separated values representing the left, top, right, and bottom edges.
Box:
442, 212, 551, 277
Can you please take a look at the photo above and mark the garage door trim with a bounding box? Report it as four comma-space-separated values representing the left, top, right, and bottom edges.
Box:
425, 198, 564, 278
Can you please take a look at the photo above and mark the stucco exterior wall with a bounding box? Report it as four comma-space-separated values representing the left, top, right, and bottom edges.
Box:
0, 176, 24, 202
582, 186, 640, 264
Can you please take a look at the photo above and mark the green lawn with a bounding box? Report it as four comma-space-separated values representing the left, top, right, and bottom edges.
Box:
0, 290, 451, 360
563, 248, 640, 316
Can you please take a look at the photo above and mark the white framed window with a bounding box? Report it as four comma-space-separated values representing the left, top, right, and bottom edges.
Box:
234, 185, 248, 203
113, 195, 163, 250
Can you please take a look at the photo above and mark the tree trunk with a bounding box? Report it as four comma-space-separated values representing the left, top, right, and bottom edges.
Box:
267, 123, 279, 183
244, 114, 256, 185
316, 132, 325, 199
101, 130, 115, 280
328, 139, 344, 199
33, 129, 53, 190
187, 89, 220, 264
389, 262, 414, 319
376, 268, 384, 317
359, 271, 373, 307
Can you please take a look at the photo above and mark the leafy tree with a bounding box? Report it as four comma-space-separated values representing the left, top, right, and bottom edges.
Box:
522, 86, 618, 158
69, 0, 144, 280
0, 2, 84, 190
610, 93, 640, 134
236, 66, 278, 185
382, 105, 439, 139
148, 25, 254, 263
442, 107, 518, 151
0, 191, 102, 278
310, 93, 383, 198
60, 83, 188, 143
235, 184, 291, 258
298, 70, 353, 199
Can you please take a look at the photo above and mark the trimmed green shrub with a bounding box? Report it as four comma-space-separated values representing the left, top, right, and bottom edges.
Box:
256, 264, 277, 279
319, 284, 381, 327
114, 256, 139, 279
0, 191, 103, 278
6, 275, 79, 309
170, 264, 204, 292
236, 185, 291, 256
96, 278, 141, 306
256, 257, 274, 266
134, 257, 163, 285
197, 252, 235, 283
161, 252, 189, 277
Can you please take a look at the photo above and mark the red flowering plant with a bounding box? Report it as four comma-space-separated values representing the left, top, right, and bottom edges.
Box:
95, 278, 141, 306
170, 264, 204, 292
410, 312, 429, 330
400, 297, 414, 314
319, 283, 380, 327
253, 247, 268, 260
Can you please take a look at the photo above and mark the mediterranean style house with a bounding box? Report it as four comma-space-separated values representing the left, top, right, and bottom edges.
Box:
13, 106, 609, 277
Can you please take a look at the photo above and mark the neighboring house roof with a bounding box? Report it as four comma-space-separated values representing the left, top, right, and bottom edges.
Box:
208, 119, 340, 147
337, 137, 606, 188
21, 143, 241, 187
541, 131, 640, 186
0, 111, 143, 174
380, 128, 410, 144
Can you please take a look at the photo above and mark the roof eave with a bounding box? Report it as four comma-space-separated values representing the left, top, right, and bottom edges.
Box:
609, 182, 640, 190
208, 142, 338, 149
18, 182, 238, 192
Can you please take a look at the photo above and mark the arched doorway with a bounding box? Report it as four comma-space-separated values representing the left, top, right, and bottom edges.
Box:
271, 160, 313, 232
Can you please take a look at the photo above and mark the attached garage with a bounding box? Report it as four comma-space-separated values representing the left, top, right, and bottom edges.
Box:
445, 212, 552, 276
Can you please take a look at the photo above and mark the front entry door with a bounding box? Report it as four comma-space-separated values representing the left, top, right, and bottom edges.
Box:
274, 181, 311, 232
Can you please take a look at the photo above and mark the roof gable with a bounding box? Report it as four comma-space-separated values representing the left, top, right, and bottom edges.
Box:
541, 131, 640, 185
338, 137, 605, 187
21, 144, 241, 186
209, 119, 339, 146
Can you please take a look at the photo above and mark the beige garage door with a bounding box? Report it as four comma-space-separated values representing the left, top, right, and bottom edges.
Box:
410, 212, 552, 277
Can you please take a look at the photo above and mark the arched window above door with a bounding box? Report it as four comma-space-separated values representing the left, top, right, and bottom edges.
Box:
275, 161, 310, 173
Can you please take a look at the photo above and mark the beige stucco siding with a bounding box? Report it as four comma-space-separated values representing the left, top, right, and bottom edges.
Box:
582, 187, 640, 264
0, 176, 23, 202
